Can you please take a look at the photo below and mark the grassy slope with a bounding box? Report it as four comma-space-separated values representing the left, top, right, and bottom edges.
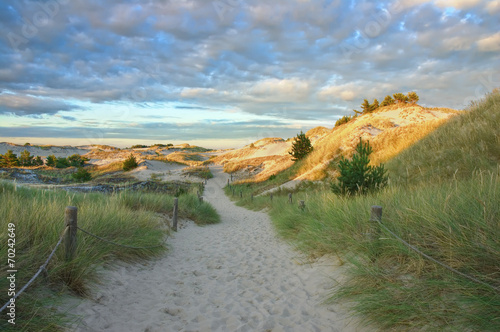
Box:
227, 93, 500, 331
0, 183, 219, 331
296, 105, 458, 180
386, 92, 500, 185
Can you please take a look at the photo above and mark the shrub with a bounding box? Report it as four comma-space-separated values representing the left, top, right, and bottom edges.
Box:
19, 149, 34, 166
33, 156, 44, 166
331, 138, 388, 196
67, 154, 87, 167
46, 155, 57, 167
289, 131, 313, 161
123, 154, 138, 171
56, 157, 70, 168
2, 150, 19, 167
72, 167, 92, 182
335, 115, 354, 127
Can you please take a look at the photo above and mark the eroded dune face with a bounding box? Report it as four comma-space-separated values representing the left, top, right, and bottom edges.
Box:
212, 105, 458, 183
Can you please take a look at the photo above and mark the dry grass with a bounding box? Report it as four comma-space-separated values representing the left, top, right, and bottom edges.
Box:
295, 104, 458, 179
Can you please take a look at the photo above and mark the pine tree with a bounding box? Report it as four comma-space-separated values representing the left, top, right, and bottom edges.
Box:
34, 156, 44, 166
72, 167, 92, 182
331, 138, 388, 196
361, 99, 372, 113
123, 154, 138, 171
371, 98, 380, 112
56, 157, 70, 168
46, 155, 57, 167
68, 154, 86, 167
380, 95, 395, 107
407, 91, 419, 104
19, 149, 34, 166
3, 150, 19, 167
289, 131, 313, 161
393, 92, 409, 104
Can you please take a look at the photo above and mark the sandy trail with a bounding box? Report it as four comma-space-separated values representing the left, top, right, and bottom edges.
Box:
64, 167, 366, 332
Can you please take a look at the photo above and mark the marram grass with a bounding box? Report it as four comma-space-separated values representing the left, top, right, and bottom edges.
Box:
0, 182, 219, 331
228, 93, 500, 331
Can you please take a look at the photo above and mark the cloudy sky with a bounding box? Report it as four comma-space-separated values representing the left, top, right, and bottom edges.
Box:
0, 0, 499, 148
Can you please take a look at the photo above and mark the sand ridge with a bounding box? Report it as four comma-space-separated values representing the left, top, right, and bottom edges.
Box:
62, 167, 368, 332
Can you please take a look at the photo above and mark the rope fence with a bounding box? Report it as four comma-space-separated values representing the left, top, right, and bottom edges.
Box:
77, 227, 165, 250
0, 226, 69, 313
228, 187, 499, 293
369, 206, 500, 293
1, 204, 171, 313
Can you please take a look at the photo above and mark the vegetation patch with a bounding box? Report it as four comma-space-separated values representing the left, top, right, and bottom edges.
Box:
225, 93, 500, 331
183, 166, 214, 179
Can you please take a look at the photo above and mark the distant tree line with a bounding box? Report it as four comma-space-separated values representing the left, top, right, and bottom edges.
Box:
0, 149, 88, 168
335, 91, 420, 128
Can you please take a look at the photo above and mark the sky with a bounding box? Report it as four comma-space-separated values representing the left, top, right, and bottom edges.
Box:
0, 0, 499, 149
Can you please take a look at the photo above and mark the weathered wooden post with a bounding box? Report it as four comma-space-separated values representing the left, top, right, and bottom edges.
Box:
172, 198, 179, 232
251, 193, 254, 202
270, 193, 273, 202
369, 205, 382, 259
288, 193, 293, 204
64, 206, 78, 261
299, 200, 305, 211
240, 191, 243, 198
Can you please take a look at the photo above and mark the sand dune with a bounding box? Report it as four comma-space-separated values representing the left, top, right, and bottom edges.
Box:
61, 167, 368, 332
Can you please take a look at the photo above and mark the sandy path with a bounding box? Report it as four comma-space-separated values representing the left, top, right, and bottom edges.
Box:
63, 167, 366, 332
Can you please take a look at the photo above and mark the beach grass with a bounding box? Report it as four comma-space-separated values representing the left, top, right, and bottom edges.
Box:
226, 92, 500, 331
0, 181, 219, 331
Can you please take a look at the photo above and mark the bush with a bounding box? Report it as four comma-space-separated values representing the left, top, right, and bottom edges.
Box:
46, 155, 56, 167
67, 154, 87, 167
123, 154, 138, 171
72, 167, 92, 182
56, 157, 70, 168
331, 138, 388, 196
289, 131, 313, 161
1, 150, 19, 167
335, 115, 354, 127
18, 149, 34, 166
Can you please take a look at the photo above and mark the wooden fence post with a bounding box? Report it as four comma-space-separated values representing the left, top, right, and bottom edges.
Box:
288, 193, 293, 204
240, 191, 243, 198
270, 193, 273, 202
369, 205, 382, 259
172, 198, 179, 232
64, 206, 78, 261
299, 200, 305, 211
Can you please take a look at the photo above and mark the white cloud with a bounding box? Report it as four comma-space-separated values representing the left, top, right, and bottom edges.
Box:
318, 84, 359, 101
434, 0, 483, 9
486, 0, 500, 13
180, 88, 217, 98
249, 78, 311, 101
477, 32, 500, 52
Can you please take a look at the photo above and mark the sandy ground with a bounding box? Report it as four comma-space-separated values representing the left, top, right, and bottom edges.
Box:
130, 160, 191, 183
61, 167, 368, 332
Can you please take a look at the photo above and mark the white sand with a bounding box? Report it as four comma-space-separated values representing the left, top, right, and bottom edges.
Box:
130, 160, 190, 182
62, 167, 368, 332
